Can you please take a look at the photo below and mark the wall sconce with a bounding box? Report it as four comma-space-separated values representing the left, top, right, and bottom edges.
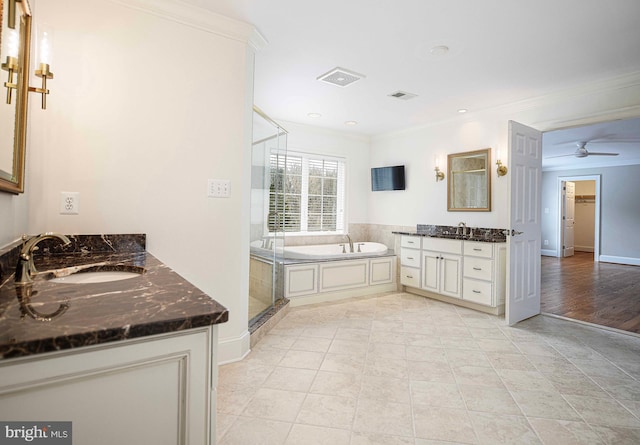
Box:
496, 149, 508, 178
434, 155, 445, 182
496, 159, 508, 176
496, 149, 508, 177
28, 25, 54, 110
1, 29, 20, 104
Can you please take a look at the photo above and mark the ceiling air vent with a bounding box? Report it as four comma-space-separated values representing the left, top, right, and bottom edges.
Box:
317, 67, 365, 87
388, 90, 418, 100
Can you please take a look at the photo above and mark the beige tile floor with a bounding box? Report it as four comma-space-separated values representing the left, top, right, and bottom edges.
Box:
217, 292, 640, 444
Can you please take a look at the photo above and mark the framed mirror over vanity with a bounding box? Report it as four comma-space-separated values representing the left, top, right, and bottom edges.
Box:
447, 148, 491, 212
0, 0, 31, 194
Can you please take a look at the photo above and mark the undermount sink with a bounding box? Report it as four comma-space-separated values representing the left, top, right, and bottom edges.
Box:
44, 263, 145, 284
49, 270, 142, 284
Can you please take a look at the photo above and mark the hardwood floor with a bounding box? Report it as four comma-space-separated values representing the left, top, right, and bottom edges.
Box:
541, 251, 640, 333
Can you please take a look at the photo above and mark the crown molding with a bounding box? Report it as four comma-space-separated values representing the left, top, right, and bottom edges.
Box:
107, 0, 267, 51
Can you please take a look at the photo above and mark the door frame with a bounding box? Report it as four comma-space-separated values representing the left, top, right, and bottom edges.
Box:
555, 175, 601, 261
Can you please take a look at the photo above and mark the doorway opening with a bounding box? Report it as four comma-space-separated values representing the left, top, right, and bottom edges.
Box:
556, 175, 601, 262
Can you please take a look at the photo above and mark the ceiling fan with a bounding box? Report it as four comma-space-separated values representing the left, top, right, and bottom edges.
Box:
546, 141, 620, 159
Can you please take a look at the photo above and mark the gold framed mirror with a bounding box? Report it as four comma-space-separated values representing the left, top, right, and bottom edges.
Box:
0, 0, 31, 194
447, 148, 491, 211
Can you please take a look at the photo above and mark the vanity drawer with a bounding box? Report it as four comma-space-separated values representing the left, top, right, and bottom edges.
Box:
464, 241, 493, 258
463, 257, 493, 281
463, 278, 493, 306
422, 237, 462, 255
401, 236, 421, 249
401, 249, 421, 267
400, 266, 420, 288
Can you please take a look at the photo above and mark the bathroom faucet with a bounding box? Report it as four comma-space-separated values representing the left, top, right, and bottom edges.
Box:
457, 222, 467, 236
345, 234, 354, 253
15, 233, 71, 285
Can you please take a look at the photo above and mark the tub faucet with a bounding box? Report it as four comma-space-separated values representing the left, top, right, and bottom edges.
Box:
15, 232, 71, 285
345, 234, 354, 253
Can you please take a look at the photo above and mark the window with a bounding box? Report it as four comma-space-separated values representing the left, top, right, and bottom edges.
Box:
268, 151, 345, 234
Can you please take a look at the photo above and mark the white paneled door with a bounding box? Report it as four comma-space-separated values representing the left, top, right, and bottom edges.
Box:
562, 181, 576, 257
507, 121, 542, 326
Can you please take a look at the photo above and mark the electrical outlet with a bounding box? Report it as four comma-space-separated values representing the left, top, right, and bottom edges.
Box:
207, 179, 230, 198
60, 192, 79, 215
544, 240, 549, 246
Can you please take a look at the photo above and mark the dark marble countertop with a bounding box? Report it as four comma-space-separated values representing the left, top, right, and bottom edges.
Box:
393, 224, 507, 243
392, 231, 506, 243
0, 234, 228, 360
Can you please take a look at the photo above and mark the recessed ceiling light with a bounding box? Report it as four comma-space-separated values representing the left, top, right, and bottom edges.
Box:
344, 121, 358, 126
308, 112, 322, 118
457, 108, 468, 114
430, 45, 450, 56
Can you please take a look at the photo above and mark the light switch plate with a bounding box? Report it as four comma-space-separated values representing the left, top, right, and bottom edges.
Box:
207, 179, 230, 198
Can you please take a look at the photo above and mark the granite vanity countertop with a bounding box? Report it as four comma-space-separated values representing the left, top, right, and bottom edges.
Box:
393, 225, 507, 243
0, 234, 228, 360
393, 231, 506, 243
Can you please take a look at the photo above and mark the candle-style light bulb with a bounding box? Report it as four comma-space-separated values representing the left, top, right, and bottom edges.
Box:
2, 29, 20, 104
30, 25, 54, 109
6, 29, 20, 59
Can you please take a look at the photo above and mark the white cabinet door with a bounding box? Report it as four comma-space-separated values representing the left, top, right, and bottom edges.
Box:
422, 251, 440, 293
422, 251, 462, 298
440, 253, 462, 298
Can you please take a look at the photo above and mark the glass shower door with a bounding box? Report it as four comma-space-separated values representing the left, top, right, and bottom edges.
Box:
249, 107, 287, 324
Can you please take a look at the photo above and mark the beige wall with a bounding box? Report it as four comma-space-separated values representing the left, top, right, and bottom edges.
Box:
3, 0, 259, 363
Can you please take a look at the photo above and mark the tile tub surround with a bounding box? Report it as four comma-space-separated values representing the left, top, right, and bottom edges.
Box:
0, 234, 228, 359
393, 224, 507, 243
217, 292, 640, 444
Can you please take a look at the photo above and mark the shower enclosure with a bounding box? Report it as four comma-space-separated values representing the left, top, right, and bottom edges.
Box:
249, 107, 288, 326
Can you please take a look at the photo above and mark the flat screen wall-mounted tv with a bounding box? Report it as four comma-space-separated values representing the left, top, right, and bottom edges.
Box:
371, 165, 405, 191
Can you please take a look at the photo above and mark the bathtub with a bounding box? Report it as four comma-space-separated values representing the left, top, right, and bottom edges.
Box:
249, 240, 396, 307
283, 242, 388, 259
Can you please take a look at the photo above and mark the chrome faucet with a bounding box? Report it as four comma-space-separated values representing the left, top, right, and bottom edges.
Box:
457, 222, 467, 236
345, 234, 354, 253
15, 233, 71, 285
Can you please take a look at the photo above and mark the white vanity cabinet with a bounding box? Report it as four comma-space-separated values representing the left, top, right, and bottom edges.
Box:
399, 235, 506, 314
462, 241, 506, 308
0, 327, 218, 445
421, 238, 462, 299
400, 235, 421, 288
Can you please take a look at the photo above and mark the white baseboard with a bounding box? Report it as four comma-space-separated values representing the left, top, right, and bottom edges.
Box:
541, 249, 557, 257
575, 246, 594, 253
217, 330, 251, 365
598, 255, 640, 266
